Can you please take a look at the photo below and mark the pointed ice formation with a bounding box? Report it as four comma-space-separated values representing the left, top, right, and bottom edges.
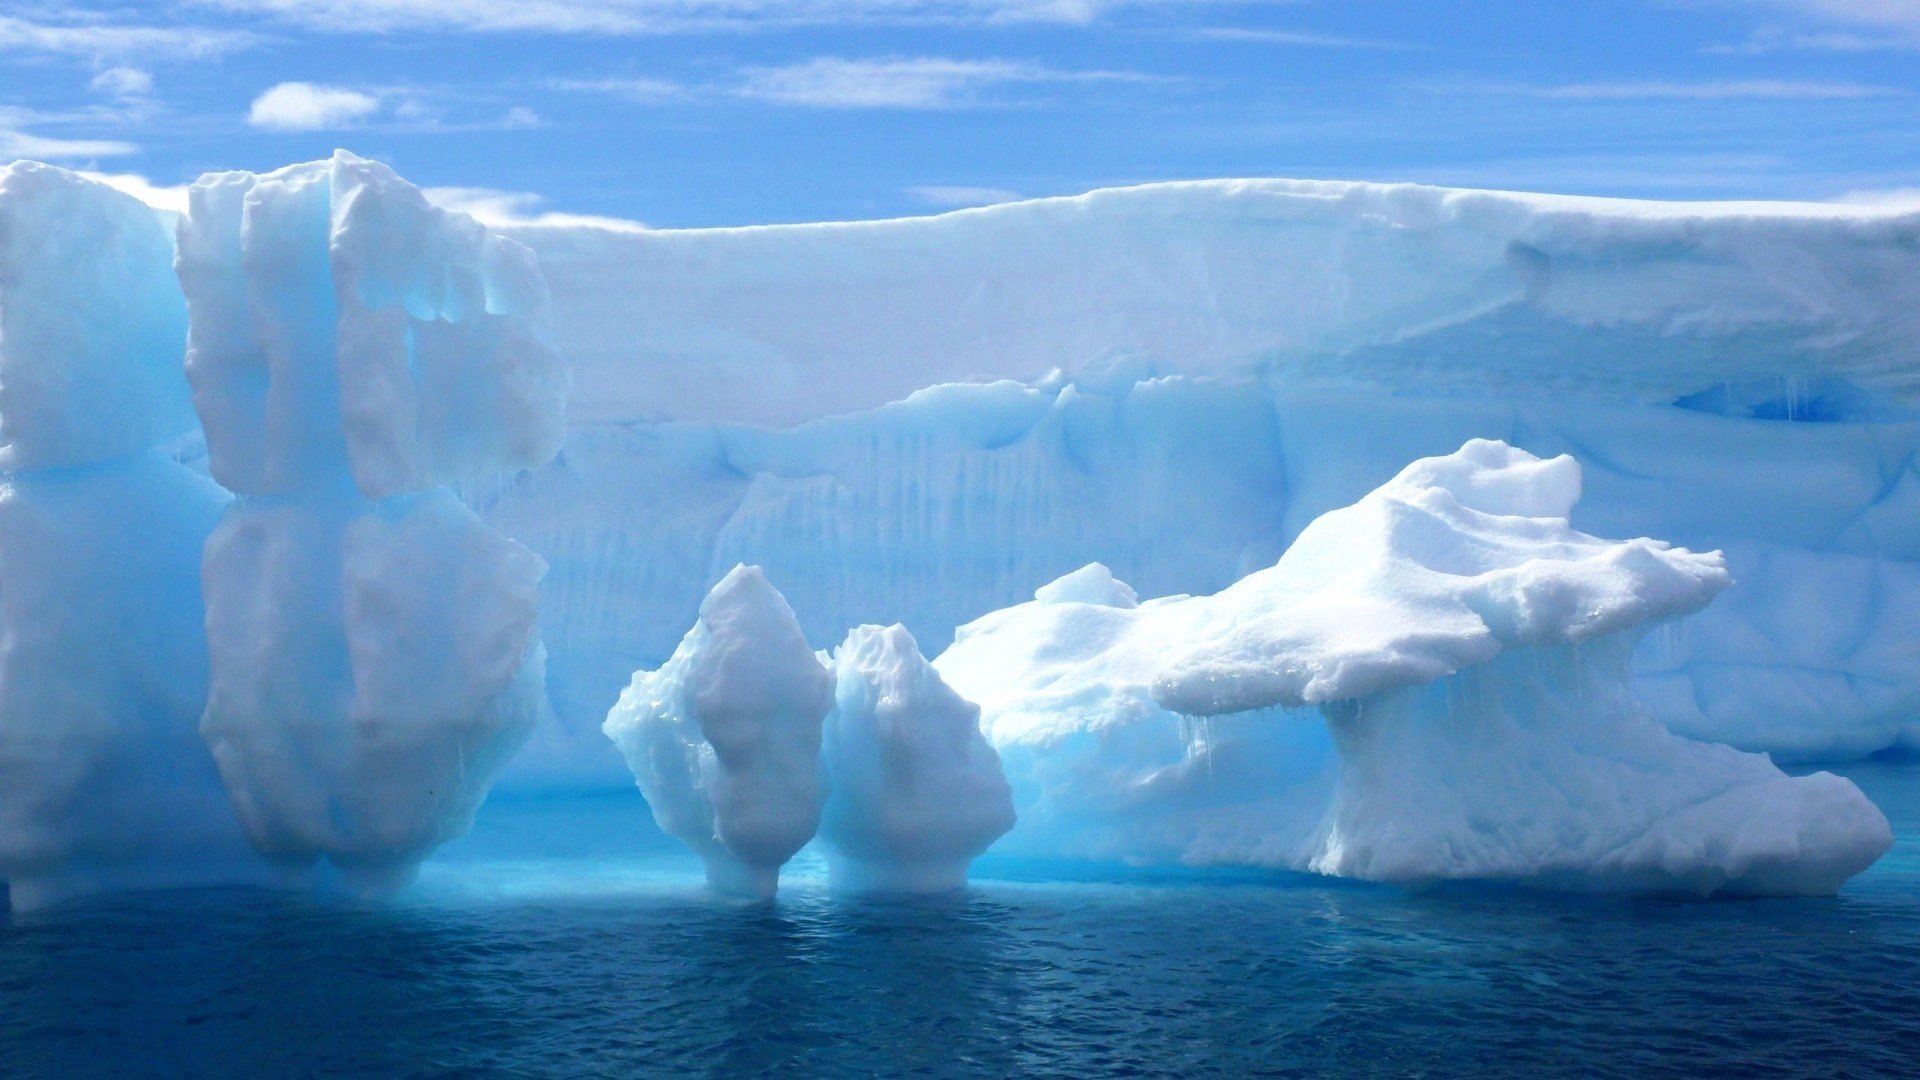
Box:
821, 624, 1013, 893
937, 440, 1893, 896
604, 566, 832, 898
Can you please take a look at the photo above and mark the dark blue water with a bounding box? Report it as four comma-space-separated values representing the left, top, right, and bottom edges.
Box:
7, 763, 1920, 1078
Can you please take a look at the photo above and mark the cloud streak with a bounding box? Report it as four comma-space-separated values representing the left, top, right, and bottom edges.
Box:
1490, 79, 1903, 101
190, 0, 1207, 34
0, 12, 253, 61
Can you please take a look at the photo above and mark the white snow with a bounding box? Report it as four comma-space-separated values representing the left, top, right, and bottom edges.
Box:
504, 178, 1920, 427
821, 624, 1013, 893
603, 566, 832, 898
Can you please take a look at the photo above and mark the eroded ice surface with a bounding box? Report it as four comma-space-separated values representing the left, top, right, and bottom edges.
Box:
935, 441, 1891, 896
466, 183, 1920, 784
821, 624, 1014, 893
603, 566, 832, 898
177, 154, 561, 896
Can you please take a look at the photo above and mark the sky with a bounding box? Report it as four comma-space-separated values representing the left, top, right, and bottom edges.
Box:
2, 1, 1919, 228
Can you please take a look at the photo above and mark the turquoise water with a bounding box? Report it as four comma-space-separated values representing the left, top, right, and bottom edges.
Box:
7, 762, 1920, 1078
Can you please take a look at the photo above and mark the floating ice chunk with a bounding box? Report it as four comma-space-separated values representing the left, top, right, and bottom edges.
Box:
603, 566, 831, 898
175, 150, 567, 499
938, 441, 1892, 896
821, 624, 1013, 893
0, 162, 193, 470
0, 454, 276, 911
199, 491, 546, 892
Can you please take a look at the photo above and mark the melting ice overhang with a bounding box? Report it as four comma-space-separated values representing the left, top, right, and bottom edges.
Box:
480, 178, 1920, 428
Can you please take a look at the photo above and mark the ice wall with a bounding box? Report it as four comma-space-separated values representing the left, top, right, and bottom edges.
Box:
0, 166, 273, 910
468, 183, 1920, 786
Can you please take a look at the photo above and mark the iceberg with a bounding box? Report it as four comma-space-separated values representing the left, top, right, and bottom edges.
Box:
935, 441, 1892, 895
603, 566, 832, 898
821, 624, 1014, 893
0, 154, 1909, 906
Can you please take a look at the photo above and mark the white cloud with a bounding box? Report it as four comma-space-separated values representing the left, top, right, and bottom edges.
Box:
1709, 1, 1920, 51
77, 171, 193, 214
1753, 0, 1920, 37
1507, 79, 1901, 101
89, 67, 154, 99
423, 186, 650, 231
547, 77, 691, 103
189, 0, 1183, 34
247, 82, 383, 130
0, 13, 253, 60
0, 129, 138, 160
736, 56, 1151, 108
908, 185, 1025, 207
1183, 27, 1418, 49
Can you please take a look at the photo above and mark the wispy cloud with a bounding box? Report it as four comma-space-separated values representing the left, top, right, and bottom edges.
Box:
190, 0, 1203, 34
1181, 26, 1419, 50
247, 82, 383, 130
0, 107, 138, 160
907, 184, 1025, 207
1706, 1, 1920, 52
737, 56, 1159, 108
89, 67, 155, 100
1490, 79, 1902, 101
423, 186, 649, 231
552, 56, 1161, 109
0, 12, 253, 61
245, 81, 543, 133
545, 77, 691, 103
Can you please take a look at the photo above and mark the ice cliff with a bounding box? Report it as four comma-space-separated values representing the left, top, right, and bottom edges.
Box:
474, 182, 1920, 785
1, 154, 1914, 906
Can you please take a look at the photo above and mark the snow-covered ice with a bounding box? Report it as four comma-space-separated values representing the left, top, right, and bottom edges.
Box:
603, 566, 832, 898
936, 441, 1891, 895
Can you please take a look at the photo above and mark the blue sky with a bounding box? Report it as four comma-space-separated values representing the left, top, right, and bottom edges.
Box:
3, 1, 1919, 227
